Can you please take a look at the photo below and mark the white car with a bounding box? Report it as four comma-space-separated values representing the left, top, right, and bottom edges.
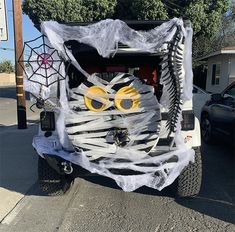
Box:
193, 85, 211, 121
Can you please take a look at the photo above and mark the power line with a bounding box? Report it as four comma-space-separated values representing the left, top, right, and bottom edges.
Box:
0, 47, 32, 56
164, 0, 184, 10
163, 0, 187, 18
0, 47, 14, 51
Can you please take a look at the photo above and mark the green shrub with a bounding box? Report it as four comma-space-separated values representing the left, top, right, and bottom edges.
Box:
0, 60, 15, 73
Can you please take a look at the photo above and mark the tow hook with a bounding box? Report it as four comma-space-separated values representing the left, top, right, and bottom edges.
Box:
61, 161, 73, 174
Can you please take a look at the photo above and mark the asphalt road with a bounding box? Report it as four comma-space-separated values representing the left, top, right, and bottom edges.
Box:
0, 86, 39, 125
0, 86, 234, 232
0, 142, 234, 232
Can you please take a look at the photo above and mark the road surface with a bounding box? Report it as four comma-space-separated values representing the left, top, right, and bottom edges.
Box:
0, 146, 234, 231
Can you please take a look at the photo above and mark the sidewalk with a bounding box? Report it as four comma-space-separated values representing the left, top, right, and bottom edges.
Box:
0, 86, 40, 222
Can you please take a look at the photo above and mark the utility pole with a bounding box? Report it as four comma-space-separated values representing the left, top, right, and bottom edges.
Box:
12, 0, 27, 129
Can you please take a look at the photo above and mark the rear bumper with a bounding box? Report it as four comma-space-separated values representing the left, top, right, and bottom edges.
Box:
34, 132, 196, 192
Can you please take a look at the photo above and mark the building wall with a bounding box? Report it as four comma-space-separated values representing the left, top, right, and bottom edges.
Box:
206, 54, 235, 93
0, 72, 15, 86
228, 55, 235, 84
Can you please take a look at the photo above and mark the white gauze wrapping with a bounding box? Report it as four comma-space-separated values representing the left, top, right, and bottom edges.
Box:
30, 18, 195, 192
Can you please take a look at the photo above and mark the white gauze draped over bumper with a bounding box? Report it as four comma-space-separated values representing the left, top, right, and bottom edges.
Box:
30, 18, 194, 192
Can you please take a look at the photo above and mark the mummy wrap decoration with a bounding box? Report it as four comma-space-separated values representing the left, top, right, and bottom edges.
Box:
66, 73, 161, 161
25, 18, 195, 192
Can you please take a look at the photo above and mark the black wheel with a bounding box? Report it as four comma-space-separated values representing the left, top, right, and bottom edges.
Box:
38, 156, 74, 196
201, 114, 213, 143
174, 147, 202, 197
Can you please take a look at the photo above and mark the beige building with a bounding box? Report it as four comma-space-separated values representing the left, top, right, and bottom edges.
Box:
201, 46, 235, 93
0, 72, 15, 86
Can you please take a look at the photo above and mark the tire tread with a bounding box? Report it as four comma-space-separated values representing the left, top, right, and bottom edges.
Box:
38, 156, 73, 196
177, 147, 202, 197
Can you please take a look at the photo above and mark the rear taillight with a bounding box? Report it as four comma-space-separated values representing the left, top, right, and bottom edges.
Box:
181, 110, 195, 131
40, 111, 55, 131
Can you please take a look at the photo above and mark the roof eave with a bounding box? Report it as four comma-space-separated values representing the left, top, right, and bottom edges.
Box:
198, 50, 235, 61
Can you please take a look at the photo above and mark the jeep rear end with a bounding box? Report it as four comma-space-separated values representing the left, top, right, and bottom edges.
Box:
22, 18, 202, 196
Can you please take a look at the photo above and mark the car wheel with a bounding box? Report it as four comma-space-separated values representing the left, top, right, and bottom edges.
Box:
174, 147, 202, 197
201, 114, 213, 143
38, 156, 74, 196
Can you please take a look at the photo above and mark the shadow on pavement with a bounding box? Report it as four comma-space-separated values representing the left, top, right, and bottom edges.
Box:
80, 173, 175, 197
26, 181, 48, 196
0, 86, 30, 100
175, 142, 235, 224
0, 122, 40, 196
79, 141, 235, 224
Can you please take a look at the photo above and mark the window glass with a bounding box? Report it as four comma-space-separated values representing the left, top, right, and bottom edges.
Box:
192, 87, 198, 93
193, 86, 204, 94
211, 63, 221, 85
225, 85, 235, 97
215, 64, 221, 85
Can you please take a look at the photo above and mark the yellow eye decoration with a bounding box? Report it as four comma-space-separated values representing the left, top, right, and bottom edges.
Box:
84, 86, 108, 112
115, 86, 140, 112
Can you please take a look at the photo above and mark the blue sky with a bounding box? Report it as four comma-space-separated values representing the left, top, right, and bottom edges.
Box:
0, 0, 40, 63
